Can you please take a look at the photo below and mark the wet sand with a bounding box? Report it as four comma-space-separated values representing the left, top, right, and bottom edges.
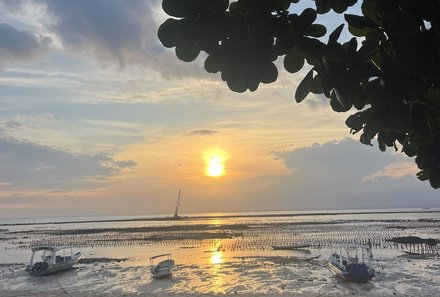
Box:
2, 250, 440, 297
1, 211, 440, 296
1, 291, 439, 297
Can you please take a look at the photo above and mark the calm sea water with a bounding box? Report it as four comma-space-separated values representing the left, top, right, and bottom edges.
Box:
1, 208, 440, 295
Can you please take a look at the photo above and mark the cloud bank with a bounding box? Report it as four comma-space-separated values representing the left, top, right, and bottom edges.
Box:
0, 23, 50, 65
0, 136, 136, 190
257, 138, 439, 210
41, 0, 203, 77
0, 0, 204, 77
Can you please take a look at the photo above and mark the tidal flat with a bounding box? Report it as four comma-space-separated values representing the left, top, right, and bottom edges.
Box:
1, 210, 440, 296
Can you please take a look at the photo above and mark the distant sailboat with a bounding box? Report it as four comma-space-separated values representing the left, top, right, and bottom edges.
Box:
173, 189, 181, 219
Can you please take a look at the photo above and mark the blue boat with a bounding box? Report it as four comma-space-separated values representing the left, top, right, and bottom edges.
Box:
328, 244, 375, 282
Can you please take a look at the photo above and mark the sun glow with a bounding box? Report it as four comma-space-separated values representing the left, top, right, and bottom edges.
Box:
204, 149, 228, 178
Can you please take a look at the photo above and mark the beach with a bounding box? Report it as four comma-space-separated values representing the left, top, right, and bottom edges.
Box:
3, 293, 440, 297
1, 210, 440, 296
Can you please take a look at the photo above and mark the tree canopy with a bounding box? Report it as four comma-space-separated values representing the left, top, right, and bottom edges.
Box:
158, 0, 440, 189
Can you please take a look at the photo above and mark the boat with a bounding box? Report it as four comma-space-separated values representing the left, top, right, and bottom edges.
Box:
150, 253, 175, 278
25, 246, 81, 276
271, 244, 311, 250
328, 244, 375, 282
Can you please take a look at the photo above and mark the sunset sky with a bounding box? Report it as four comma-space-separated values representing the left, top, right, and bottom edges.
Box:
0, 0, 438, 219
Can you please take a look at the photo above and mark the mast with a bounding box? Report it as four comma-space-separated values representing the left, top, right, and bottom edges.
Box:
173, 189, 181, 218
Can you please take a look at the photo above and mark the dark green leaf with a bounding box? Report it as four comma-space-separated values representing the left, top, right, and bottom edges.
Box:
348, 25, 376, 37
377, 134, 387, 151
295, 69, 314, 103
330, 90, 351, 112
328, 24, 344, 44
345, 109, 371, 133
275, 0, 293, 11
331, 0, 348, 13
361, 0, 380, 24
320, 73, 333, 97
210, 0, 229, 13
229, 2, 238, 14
227, 76, 247, 93
344, 14, 377, 29
344, 14, 378, 37
259, 62, 278, 84
308, 24, 327, 37
301, 8, 317, 25
157, 19, 181, 48
310, 74, 323, 94
284, 46, 305, 73
335, 85, 353, 109
347, 37, 358, 55
176, 41, 200, 62
316, 0, 331, 14
204, 55, 222, 73
247, 79, 259, 92
162, 0, 187, 18
300, 38, 326, 64
417, 170, 429, 182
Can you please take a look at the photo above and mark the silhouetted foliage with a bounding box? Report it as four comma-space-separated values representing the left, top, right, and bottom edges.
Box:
158, 0, 440, 189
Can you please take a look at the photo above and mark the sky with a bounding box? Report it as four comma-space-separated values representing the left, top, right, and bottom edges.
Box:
0, 0, 438, 219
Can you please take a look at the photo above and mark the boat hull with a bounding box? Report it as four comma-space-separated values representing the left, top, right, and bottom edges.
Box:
150, 258, 174, 279
328, 262, 374, 283
150, 269, 173, 279
28, 254, 81, 276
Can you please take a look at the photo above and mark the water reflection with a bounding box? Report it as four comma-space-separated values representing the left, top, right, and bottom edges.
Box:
209, 241, 225, 293
210, 250, 223, 265
209, 218, 222, 226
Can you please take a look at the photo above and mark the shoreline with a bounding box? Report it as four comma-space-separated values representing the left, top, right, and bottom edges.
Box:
1, 209, 439, 227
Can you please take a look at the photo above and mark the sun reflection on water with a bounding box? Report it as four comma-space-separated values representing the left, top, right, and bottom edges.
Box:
210, 250, 224, 265
209, 241, 226, 293
210, 218, 222, 226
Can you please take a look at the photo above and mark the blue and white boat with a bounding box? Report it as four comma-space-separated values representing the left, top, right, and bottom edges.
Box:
328, 243, 375, 282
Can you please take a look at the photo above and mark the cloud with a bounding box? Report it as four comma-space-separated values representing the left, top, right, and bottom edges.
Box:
0, 135, 136, 190
0, 23, 50, 65
274, 138, 394, 182
0, 120, 23, 134
361, 162, 419, 183
187, 129, 219, 136
37, 0, 203, 78
258, 138, 439, 210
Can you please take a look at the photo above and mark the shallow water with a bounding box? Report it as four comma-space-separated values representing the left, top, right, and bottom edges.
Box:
1, 209, 440, 296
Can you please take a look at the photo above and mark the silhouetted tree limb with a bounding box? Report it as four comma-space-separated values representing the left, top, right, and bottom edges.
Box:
158, 0, 440, 189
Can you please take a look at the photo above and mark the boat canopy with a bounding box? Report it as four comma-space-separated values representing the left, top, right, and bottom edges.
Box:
31, 246, 72, 252
150, 253, 171, 260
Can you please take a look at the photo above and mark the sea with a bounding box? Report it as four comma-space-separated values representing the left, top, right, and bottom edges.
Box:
1, 208, 440, 296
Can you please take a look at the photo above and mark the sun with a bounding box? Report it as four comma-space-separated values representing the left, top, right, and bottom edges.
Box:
208, 156, 224, 177
204, 149, 228, 178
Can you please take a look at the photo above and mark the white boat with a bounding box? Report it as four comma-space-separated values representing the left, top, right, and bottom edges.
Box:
328, 244, 374, 282
26, 246, 81, 276
150, 253, 175, 278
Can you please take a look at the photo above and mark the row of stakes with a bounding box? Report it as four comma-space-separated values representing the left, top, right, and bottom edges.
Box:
5, 226, 439, 255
